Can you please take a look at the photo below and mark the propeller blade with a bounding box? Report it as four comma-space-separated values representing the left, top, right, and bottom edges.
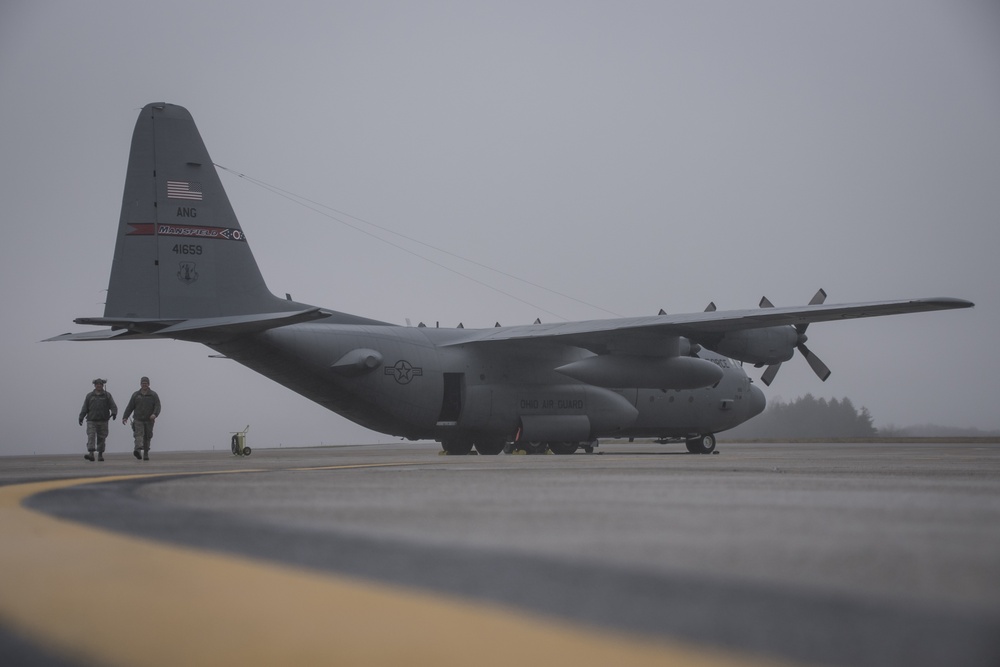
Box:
760, 363, 782, 386
796, 288, 828, 337
758, 290, 831, 386
799, 343, 832, 381
809, 288, 827, 306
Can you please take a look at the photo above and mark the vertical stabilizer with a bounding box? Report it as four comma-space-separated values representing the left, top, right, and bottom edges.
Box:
105, 103, 296, 319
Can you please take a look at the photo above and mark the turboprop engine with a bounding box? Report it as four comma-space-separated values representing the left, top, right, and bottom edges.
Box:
554, 354, 724, 390
705, 327, 799, 366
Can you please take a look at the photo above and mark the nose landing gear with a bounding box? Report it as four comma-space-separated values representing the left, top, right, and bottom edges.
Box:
686, 433, 716, 454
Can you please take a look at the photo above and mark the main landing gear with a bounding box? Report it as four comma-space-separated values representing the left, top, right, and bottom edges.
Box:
685, 433, 716, 454
439, 440, 595, 455
441, 436, 717, 455
440, 439, 505, 455
506, 441, 596, 455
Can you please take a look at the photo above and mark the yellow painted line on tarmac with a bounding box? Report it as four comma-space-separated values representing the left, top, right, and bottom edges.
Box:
0, 472, 792, 667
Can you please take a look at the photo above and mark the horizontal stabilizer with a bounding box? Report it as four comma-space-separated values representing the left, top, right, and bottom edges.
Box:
44, 329, 142, 342
73, 316, 182, 334
154, 308, 327, 340
46, 308, 329, 344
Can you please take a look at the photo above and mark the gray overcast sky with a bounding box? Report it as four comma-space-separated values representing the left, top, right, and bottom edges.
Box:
2, 1, 998, 456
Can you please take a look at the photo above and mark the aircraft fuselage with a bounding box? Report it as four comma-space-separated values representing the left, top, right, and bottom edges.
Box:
212, 322, 765, 447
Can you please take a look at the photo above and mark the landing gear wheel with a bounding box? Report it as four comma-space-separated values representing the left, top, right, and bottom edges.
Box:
686, 434, 716, 454
474, 440, 505, 456
548, 442, 579, 455
524, 442, 549, 455
441, 440, 474, 455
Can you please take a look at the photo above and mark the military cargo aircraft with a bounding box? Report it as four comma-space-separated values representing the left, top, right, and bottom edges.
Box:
48, 103, 973, 455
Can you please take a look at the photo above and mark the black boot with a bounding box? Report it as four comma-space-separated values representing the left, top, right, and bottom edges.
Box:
84, 452, 95, 462
97, 453, 105, 462
142, 450, 149, 461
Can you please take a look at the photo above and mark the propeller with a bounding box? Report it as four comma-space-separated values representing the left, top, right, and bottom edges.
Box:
760, 289, 831, 386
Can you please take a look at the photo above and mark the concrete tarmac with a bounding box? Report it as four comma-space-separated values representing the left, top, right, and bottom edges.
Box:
2, 441, 999, 667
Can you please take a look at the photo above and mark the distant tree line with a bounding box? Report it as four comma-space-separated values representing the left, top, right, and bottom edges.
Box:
877, 423, 1000, 438
726, 394, 877, 439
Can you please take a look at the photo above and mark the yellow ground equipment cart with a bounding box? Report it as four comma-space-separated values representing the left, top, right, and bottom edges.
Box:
230, 425, 251, 456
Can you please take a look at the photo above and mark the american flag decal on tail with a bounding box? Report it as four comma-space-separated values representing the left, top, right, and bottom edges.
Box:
166, 180, 203, 200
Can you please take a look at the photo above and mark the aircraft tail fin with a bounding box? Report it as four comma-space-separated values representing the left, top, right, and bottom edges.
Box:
105, 103, 303, 320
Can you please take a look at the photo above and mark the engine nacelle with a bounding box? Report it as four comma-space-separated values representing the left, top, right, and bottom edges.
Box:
703, 326, 798, 365
554, 354, 724, 390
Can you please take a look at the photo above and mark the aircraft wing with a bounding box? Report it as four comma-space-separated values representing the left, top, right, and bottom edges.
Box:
440, 297, 973, 353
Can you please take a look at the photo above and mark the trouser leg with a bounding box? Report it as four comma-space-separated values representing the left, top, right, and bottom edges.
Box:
86, 421, 97, 451
94, 421, 109, 453
143, 421, 153, 460
133, 420, 154, 450
132, 420, 144, 451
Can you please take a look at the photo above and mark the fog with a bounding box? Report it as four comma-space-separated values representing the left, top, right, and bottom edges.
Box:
2, 1, 998, 456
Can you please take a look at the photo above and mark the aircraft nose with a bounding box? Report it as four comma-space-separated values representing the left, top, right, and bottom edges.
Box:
748, 383, 766, 418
